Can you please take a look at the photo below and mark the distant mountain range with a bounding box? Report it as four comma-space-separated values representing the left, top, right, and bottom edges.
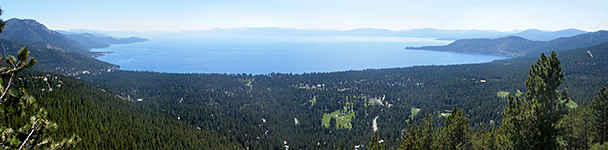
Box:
511, 29, 587, 41
406, 30, 608, 56
68, 27, 587, 42
0, 18, 148, 56
58, 31, 148, 49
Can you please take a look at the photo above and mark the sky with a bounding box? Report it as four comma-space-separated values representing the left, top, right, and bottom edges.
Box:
1, 0, 607, 32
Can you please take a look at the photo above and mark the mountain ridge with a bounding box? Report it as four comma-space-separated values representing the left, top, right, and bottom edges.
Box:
0, 18, 91, 54
61, 32, 148, 49
406, 30, 608, 56
65, 27, 588, 41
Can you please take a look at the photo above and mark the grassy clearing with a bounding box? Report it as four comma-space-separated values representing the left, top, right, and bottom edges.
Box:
410, 107, 421, 119
321, 110, 355, 129
515, 90, 523, 97
564, 99, 578, 109
439, 113, 451, 118
497, 91, 510, 98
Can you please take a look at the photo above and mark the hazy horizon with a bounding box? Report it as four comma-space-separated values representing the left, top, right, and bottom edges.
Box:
2, 0, 607, 32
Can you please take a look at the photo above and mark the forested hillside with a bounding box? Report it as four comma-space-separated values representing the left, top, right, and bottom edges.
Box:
407, 30, 608, 56
61, 32, 147, 49
0, 39, 117, 76
21, 70, 239, 149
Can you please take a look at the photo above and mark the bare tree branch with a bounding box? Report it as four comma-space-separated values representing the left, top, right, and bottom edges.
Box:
18, 118, 40, 150
0, 73, 14, 101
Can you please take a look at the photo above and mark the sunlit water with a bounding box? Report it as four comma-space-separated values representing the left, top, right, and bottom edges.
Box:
93, 36, 509, 74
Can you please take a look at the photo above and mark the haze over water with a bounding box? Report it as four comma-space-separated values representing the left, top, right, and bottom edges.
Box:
93, 36, 509, 74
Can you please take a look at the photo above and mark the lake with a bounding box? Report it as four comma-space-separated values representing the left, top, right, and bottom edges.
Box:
93, 36, 509, 74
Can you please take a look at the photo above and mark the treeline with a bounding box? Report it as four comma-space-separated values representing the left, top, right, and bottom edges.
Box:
379, 52, 608, 150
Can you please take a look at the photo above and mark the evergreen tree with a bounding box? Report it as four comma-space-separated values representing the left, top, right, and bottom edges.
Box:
368, 133, 384, 150
338, 139, 345, 150
419, 114, 436, 149
398, 114, 436, 150
477, 126, 498, 150
439, 107, 471, 150
557, 102, 592, 149
499, 96, 535, 149
525, 51, 567, 149
398, 124, 419, 150
590, 86, 608, 144
329, 117, 337, 129
0, 9, 77, 149
499, 51, 567, 149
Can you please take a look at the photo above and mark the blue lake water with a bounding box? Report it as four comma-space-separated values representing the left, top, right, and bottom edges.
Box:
93, 36, 509, 74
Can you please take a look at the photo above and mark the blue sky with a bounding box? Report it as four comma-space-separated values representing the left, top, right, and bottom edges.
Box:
2, 0, 607, 32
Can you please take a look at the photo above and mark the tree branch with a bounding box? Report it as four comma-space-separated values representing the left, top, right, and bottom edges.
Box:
0, 73, 14, 101
18, 118, 40, 150
0, 65, 25, 75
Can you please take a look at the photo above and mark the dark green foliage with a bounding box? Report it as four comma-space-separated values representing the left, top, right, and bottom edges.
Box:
419, 114, 436, 149
0, 39, 118, 76
398, 114, 436, 150
0, 47, 77, 149
22, 70, 239, 149
438, 107, 471, 150
472, 126, 498, 150
558, 102, 592, 149
590, 86, 608, 144
399, 124, 419, 150
499, 51, 567, 149
368, 133, 385, 150
0, 9, 4, 33
524, 51, 567, 149
329, 117, 337, 129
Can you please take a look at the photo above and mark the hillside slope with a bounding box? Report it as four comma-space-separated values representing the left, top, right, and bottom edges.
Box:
407, 30, 608, 56
62, 32, 148, 49
0, 39, 117, 76
21, 70, 238, 149
0, 19, 91, 54
512, 28, 587, 41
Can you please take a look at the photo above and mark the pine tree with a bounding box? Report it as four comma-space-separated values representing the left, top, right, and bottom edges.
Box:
525, 51, 566, 149
398, 124, 419, 150
499, 51, 567, 149
439, 107, 471, 150
419, 114, 436, 149
557, 103, 592, 149
338, 139, 346, 150
368, 133, 384, 150
590, 86, 608, 144
398, 114, 436, 150
329, 117, 337, 129
499, 96, 535, 149
480, 125, 498, 150
0, 9, 77, 149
